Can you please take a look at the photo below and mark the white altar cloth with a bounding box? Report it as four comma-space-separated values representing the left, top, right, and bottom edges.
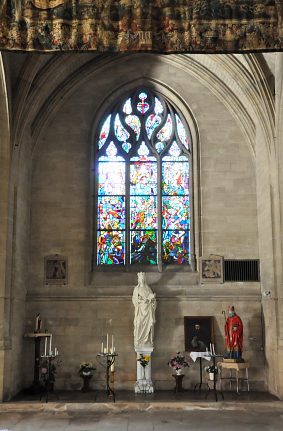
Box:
190, 351, 212, 362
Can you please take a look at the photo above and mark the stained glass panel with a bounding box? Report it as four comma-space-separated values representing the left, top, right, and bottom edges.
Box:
98, 114, 111, 149
96, 88, 191, 268
155, 142, 165, 153
131, 230, 157, 264
162, 230, 190, 264
99, 142, 125, 161
98, 161, 125, 195
162, 197, 190, 230
162, 155, 188, 161
122, 142, 132, 153
145, 114, 161, 139
130, 162, 157, 195
114, 114, 130, 142
175, 114, 189, 149
169, 141, 181, 157
138, 142, 149, 156
123, 98, 132, 114
137, 92, 150, 115
157, 114, 172, 142
154, 97, 164, 114
98, 196, 125, 230
125, 115, 141, 140
162, 162, 189, 195
130, 196, 157, 229
97, 231, 125, 265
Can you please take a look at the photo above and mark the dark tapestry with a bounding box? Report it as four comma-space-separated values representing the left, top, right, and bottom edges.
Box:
0, 1, 282, 53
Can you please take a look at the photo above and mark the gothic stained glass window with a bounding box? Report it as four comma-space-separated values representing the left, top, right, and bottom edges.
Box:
95, 88, 192, 267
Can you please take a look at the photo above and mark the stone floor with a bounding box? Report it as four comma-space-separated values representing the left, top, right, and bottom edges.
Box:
0, 391, 282, 430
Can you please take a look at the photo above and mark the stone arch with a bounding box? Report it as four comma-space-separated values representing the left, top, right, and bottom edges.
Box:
11, 52, 282, 397
88, 77, 201, 270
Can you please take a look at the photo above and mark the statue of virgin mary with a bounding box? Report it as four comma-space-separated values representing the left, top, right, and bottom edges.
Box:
132, 272, 156, 348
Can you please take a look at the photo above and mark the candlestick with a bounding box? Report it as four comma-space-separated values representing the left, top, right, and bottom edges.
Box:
106, 333, 109, 353
44, 337, 47, 356
110, 347, 115, 371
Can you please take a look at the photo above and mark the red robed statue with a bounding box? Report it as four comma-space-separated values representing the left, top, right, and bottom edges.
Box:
224, 306, 243, 360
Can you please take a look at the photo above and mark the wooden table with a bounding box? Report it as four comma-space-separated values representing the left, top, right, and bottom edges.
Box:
219, 361, 250, 393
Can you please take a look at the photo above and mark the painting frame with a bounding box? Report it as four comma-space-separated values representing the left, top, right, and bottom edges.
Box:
44, 254, 68, 285
200, 255, 224, 284
184, 316, 214, 352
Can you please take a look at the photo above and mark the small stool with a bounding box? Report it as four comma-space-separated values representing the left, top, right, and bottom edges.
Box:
172, 374, 184, 392
219, 361, 250, 393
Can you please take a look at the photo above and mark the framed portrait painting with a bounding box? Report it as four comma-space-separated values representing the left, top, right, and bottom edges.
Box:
184, 316, 214, 352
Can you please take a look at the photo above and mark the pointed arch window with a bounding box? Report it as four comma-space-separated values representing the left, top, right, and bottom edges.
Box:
94, 89, 192, 269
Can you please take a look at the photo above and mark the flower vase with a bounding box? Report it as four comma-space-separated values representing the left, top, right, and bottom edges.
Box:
142, 366, 147, 381
81, 374, 92, 392
176, 368, 183, 376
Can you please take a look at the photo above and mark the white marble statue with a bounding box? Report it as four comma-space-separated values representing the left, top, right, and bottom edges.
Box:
132, 272, 156, 348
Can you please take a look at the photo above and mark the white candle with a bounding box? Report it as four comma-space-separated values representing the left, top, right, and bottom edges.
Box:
106, 333, 109, 353
103, 347, 107, 354
111, 335, 114, 352
49, 335, 52, 355
44, 337, 47, 356
35, 315, 39, 331
210, 343, 212, 353
110, 346, 114, 371
101, 342, 104, 353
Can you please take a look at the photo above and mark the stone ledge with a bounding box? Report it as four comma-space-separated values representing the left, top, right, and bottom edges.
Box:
0, 400, 283, 413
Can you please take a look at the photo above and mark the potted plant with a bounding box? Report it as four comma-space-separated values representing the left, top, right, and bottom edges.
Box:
205, 365, 219, 380
79, 362, 96, 392
168, 352, 189, 375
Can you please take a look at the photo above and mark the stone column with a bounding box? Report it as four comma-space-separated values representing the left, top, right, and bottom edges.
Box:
134, 347, 154, 393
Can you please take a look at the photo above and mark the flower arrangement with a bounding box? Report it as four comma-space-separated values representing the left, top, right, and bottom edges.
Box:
40, 360, 57, 383
79, 362, 96, 377
205, 365, 219, 375
40, 356, 62, 390
137, 354, 150, 368
168, 352, 189, 371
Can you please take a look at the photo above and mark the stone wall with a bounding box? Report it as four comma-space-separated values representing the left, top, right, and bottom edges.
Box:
25, 287, 262, 391
24, 55, 262, 392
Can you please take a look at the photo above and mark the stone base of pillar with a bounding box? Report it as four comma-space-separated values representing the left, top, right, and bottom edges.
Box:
134, 346, 154, 394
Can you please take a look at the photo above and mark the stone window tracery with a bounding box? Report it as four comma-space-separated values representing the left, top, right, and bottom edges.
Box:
94, 89, 192, 269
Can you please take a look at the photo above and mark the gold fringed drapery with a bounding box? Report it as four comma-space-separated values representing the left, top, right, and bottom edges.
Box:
0, 1, 282, 53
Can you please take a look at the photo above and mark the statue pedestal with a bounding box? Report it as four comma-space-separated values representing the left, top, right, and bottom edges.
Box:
134, 347, 154, 394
